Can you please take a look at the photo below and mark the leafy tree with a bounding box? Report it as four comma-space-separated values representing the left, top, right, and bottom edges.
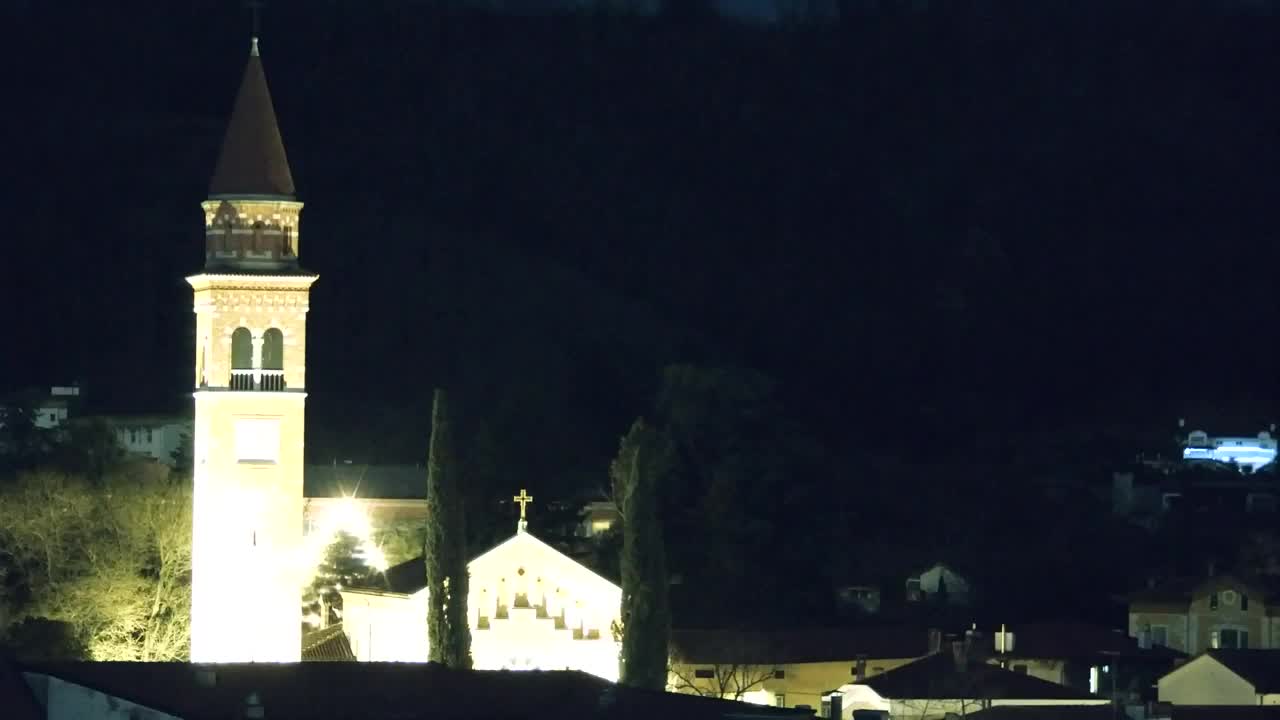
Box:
373, 518, 429, 567
0, 464, 191, 660
615, 418, 671, 690
424, 388, 471, 668
51, 417, 124, 484
303, 531, 373, 628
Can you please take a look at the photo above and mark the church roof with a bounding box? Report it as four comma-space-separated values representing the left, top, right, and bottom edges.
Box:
352, 530, 620, 597
209, 38, 295, 198
301, 625, 357, 662
18, 662, 813, 720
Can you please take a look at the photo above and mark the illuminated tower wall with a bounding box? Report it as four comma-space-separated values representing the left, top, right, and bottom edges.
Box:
188, 37, 316, 662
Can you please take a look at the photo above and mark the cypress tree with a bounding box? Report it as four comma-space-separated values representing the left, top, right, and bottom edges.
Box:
425, 388, 472, 668
615, 418, 671, 690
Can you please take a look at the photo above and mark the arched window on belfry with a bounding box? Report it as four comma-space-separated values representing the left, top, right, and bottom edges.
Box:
230, 327, 253, 390
261, 328, 285, 391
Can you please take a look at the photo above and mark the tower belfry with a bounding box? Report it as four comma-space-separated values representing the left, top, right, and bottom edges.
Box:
188, 34, 316, 663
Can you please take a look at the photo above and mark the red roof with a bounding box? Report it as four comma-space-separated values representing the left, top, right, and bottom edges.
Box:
208, 40, 295, 197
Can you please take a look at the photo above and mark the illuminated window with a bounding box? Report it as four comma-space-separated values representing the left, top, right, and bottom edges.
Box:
1213, 628, 1248, 649
775, 694, 786, 708
235, 418, 280, 463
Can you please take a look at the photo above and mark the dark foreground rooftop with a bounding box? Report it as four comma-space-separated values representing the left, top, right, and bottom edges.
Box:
14, 660, 813, 720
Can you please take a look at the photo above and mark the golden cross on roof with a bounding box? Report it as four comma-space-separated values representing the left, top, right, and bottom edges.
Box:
513, 489, 534, 520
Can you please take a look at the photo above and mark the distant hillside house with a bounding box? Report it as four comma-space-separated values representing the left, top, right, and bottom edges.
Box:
0, 385, 81, 431
97, 414, 192, 466
906, 563, 972, 606
1158, 649, 1280, 706
1183, 429, 1277, 472
1127, 575, 1280, 654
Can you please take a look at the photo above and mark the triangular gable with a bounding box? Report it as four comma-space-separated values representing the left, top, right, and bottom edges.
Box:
1158, 653, 1246, 690
469, 531, 620, 599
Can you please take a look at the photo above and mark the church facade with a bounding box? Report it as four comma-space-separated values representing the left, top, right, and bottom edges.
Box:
341, 509, 623, 681
188, 37, 315, 663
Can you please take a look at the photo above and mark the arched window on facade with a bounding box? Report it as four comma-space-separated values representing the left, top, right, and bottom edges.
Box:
231, 327, 253, 390
261, 328, 285, 391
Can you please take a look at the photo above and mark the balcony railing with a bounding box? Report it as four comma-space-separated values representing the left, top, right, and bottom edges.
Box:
229, 369, 286, 391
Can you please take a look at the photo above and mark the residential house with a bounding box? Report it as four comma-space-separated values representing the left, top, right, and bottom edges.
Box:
848, 645, 1109, 720
1157, 649, 1280, 706
668, 626, 936, 709
980, 622, 1183, 701
905, 563, 973, 606
1127, 575, 1280, 654
98, 415, 192, 466
5, 660, 815, 720
0, 386, 82, 431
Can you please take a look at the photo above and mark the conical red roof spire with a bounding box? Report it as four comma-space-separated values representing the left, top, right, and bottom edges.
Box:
209, 37, 295, 197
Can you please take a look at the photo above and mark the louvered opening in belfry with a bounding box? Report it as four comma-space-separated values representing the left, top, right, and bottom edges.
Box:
230, 328, 254, 390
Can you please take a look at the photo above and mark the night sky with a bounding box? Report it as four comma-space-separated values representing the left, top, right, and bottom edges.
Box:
4, 0, 1279, 496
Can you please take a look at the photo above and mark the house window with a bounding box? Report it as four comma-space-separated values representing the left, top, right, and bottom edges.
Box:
1242, 594, 1249, 611
1151, 625, 1168, 647
1210, 593, 1219, 610
1212, 628, 1249, 649
775, 694, 786, 708
694, 669, 714, 679
1223, 590, 1238, 606
1013, 664, 1029, 675
774, 669, 785, 679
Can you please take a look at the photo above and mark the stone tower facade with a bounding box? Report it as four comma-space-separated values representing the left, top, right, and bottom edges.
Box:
188, 37, 316, 662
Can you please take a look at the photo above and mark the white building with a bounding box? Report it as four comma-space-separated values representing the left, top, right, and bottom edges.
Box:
100, 415, 192, 466
1183, 429, 1277, 472
340, 520, 622, 681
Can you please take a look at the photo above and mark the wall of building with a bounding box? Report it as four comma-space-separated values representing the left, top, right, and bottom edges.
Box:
190, 390, 306, 663
669, 658, 919, 710
1187, 582, 1267, 652
341, 590, 429, 662
1130, 611, 1191, 653
1159, 656, 1258, 705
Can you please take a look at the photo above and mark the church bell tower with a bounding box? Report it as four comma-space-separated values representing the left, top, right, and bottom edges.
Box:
188, 35, 315, 662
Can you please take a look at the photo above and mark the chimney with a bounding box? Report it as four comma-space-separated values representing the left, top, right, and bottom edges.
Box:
825, 691, 844, 720
928, 628, 943, 654
951, 641, 968, 673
